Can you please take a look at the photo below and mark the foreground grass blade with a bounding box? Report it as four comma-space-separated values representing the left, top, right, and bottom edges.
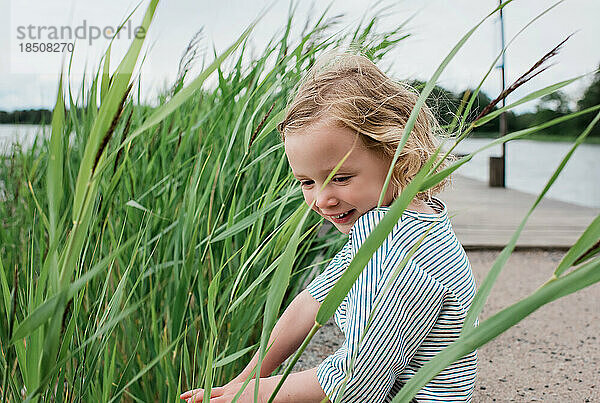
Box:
256, 204, 312, 401
379, 0, 513, 206
462, 110, 600, 332
421, 104, 600, 191
453, 1, 563, 135
213, 344, 258, 369
95, 15, 264, 179
268, 149, 437, 403
10, 237, 134, 344
332, 228, 433, 403
22, 300, 144, 402
553, 214, 600, 277
317, 150, 437, 325
392, 256, 600, 402
441, 71, 584, 171
37, 1, 159, 390
46, 76, 65, 294
72, 0, 158, 223
0, 257, 9, 318
100, 45, 111, 103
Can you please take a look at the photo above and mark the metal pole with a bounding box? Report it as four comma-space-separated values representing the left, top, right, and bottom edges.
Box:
490, 0, 507, 187
499, 1, 507, 186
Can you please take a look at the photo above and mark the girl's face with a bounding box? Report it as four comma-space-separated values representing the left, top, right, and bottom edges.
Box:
284, 120, 396, 234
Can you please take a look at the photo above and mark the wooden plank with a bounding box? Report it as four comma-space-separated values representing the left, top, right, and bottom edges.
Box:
440, 175, 599, 248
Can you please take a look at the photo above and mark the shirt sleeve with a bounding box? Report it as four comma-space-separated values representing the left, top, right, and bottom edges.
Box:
306, 239, 352, 303
315, 208, 448, 402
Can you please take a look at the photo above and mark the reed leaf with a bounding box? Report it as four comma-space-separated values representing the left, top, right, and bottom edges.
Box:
0, 257, 9, 321
332, 227, 432, 402
392, 256, 600, 402
213, 344, 258, 369
255, 204, 313, 399
10, 235, 135, 344
454, 1, 564, 133
23, 301, 144, 402
317, 149, 437, 325
554, 214, 600, 276
46, 76, 65, 294
421, 104, 600, 191
100, 45, 112, 103
474, 74, 589, 128
462, 110, 600, 332
379, 0, 513, 206
96, 17, 263, 178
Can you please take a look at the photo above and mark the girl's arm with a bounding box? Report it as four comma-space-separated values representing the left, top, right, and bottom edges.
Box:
181, 290, 327, 402
230, 289, 321, 383
260, 367, 327, 402
182, 368, 327, 402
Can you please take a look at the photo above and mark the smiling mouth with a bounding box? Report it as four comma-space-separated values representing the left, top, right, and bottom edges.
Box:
325, 209, 356, 224
332, 211, 351, 219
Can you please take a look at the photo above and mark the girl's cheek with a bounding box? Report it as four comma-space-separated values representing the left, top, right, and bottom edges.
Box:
302, 189, 314, 206
304, 191, 321, 214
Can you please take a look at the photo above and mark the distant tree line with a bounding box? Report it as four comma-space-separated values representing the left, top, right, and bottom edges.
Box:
0, 109, 52, 125
1, 66, 598, 137
414, 64, 600, 138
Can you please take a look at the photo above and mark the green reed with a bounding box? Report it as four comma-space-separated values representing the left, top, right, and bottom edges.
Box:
0, 2, 412, 401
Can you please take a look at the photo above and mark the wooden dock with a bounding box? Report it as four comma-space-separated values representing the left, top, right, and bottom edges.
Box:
439, 175, 599, 249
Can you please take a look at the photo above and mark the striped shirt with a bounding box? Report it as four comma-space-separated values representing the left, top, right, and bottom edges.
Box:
306, 198, 478, 402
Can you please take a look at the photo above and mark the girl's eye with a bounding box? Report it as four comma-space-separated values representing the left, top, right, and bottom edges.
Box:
298, 177, 350, 187
333, 176, 351, 183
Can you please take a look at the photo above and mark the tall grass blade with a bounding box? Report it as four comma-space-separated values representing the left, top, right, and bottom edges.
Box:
100, 45, 112, 103
97, 16, 264, 177
554, 215, 600, 277
213, 344, 258, 369
379, 0, 513, 206
0, 257, 10, 319
462, 110, 600, 332
421, 104, 600, 191
474, 74, 589, 128
255, 204, 313, 400
46, 77, 65, 294
392, 256, 600, 402
317, 150, 437, 325
10, 236, 134, 344
455, 1, 564, 133
332, 227, 432, 402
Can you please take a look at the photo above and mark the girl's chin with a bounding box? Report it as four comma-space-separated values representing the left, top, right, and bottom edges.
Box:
332, 219, 357, 235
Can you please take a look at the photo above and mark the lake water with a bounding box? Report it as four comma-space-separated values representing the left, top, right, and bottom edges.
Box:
443, 137, 600, 208
1, 124, 599, 208
0, 124, 50, 153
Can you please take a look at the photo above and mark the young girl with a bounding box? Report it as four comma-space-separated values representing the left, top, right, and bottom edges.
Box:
181, 53, 478, 402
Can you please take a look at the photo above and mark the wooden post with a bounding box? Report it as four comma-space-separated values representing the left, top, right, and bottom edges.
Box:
489, 156, 505, 187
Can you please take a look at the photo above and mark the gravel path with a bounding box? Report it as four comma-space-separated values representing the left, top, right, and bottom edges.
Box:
290, 250, 600, 402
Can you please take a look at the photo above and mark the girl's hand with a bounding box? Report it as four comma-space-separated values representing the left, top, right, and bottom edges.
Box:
179, 378, 274, 403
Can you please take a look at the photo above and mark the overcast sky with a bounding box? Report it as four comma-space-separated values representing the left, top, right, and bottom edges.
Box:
0, 0, 598, 112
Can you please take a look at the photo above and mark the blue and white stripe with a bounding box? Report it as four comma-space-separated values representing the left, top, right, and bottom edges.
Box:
306, 198, 478, 402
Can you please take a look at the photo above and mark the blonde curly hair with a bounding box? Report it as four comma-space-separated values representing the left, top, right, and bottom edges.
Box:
277, 52, 449, 201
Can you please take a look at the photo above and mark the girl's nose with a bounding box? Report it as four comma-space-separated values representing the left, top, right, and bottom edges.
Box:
315, 189, 339, 210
